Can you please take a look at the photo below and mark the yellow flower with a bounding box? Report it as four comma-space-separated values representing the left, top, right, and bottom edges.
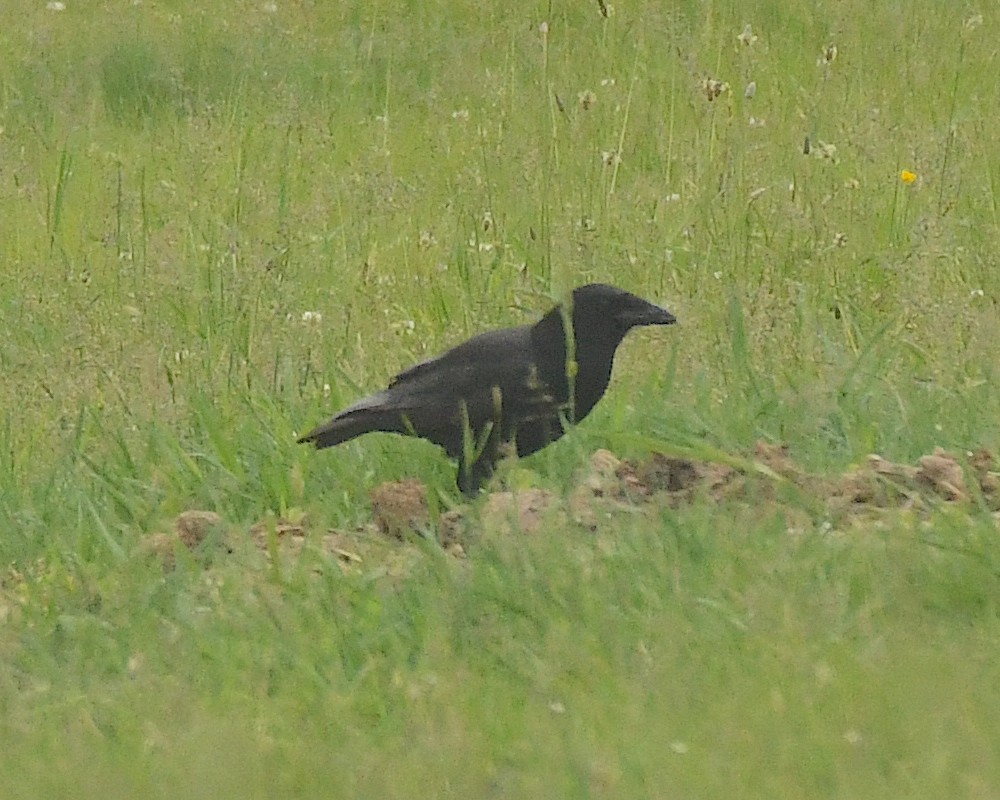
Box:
900, 170, 917, 184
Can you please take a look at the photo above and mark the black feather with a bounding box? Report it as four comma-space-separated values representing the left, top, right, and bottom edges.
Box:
298, 283, 676, 495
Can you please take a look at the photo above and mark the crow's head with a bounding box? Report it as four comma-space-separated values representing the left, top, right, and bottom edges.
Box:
571, 283, 676, 338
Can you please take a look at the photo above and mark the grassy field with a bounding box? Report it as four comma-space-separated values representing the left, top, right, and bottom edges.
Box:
2, 0, 999, 796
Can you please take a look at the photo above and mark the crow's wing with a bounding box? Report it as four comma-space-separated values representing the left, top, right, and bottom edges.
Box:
378, 325, 563, 456
298, 324, 563, 456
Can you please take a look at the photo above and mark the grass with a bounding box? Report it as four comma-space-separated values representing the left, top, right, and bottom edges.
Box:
1, 0, 999, 796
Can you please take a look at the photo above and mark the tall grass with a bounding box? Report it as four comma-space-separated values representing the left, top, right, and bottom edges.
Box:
1, 1, 998, 796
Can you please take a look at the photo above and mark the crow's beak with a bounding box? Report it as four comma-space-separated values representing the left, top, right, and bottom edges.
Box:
624, 301, 676, 328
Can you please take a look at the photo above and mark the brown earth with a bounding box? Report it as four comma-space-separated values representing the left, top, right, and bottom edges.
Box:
143, 444, 1000, 571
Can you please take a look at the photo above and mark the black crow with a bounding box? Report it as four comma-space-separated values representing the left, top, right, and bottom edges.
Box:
298, 283, 676, 495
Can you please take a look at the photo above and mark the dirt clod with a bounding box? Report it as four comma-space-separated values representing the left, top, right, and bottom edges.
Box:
482, 488, 556, 535
916, 448, 968, 501
754, 441, 801, 479
438, 509, 467, 549
631, 453, 741, 505
175, 510, 224, 548
143, 510, 227, 571
968, 448, 1000, 510
370, 479, 430, 539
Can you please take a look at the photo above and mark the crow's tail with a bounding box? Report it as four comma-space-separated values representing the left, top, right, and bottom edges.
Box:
297, 417, 369, 448
297, 397, 403, 449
